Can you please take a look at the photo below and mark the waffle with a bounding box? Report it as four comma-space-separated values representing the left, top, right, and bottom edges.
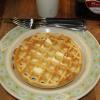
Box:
12, 33, 82, 88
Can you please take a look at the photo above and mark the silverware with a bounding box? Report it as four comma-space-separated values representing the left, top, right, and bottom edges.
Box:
0, 18, 86, 31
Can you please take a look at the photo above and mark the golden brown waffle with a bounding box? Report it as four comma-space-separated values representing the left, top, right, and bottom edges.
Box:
13, 33, 82, 88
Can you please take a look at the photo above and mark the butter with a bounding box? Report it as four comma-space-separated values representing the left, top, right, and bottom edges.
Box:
36, 52, 42, 56
56, 51, 64, 58
55, 51, 64, 61
31, 59, 38, 63
48, 57, 59, 64
33, 67, 43, 74
45, 38, 52, 45
52, 57, 59, 64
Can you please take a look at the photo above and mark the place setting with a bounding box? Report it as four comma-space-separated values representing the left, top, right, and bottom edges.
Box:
0, 0, 100, 100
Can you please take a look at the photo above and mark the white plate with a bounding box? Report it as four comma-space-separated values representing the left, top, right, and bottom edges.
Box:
0, 26, 100, 100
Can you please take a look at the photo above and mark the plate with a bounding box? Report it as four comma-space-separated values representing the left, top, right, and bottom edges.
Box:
0, 26, 100, 100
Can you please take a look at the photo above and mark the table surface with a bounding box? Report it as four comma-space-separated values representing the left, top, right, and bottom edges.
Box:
0, 0, 100, 100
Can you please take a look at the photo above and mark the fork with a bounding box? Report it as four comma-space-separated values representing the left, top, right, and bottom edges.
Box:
0, 17, 86, 31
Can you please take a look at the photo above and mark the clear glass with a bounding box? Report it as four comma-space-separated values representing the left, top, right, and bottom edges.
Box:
36, 0, 59, 17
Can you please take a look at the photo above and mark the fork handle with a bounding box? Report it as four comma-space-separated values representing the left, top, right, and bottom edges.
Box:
45, 18, 85, 27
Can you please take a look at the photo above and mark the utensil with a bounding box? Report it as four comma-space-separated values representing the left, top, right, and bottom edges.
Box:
0, 18, 86, 31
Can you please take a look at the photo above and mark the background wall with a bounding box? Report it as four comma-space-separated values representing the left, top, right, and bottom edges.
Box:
0, 0, 76, 18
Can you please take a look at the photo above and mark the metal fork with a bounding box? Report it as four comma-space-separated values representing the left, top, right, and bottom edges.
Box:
1, 17, 86, 31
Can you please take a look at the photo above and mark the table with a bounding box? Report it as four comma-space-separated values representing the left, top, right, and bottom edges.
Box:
0, 0, 100, 100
